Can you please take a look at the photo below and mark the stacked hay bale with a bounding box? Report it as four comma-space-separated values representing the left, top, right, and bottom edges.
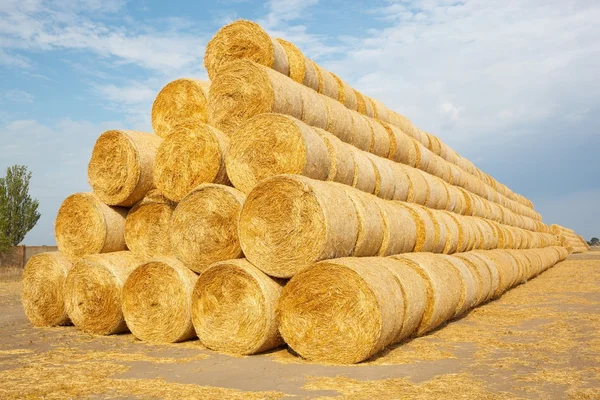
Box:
550, 224, 589, 253
21, 19, 587, 366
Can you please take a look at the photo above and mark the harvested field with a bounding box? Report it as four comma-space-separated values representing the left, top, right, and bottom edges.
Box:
1, 250, 598, 399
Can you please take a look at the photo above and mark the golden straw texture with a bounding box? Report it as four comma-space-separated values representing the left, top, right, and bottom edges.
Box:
122, 258, 198, 343
151, 78, 210, 138
65, 251, 143, 335
124, 190, 175, 259
191, 259, 285, 355
153, 124, 230, 202
88, 130, 162, 207
278, 257, 403, 364
171, 184, 246, 274
55, 193, 128, 258
21, 252, 73, 327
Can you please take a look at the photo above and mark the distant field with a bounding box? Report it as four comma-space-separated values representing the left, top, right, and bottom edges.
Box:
1, 252, 599, 399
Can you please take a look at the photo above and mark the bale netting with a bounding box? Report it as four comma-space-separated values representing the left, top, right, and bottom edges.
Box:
55, 193, 128, 258
239, 175, 358, 278
153, 124, 230, 202
226, 113, 330, 193
122, 257, 198, 343
170, 184, 246, 274
340, 187, 384, 257
205, 20, 289, 80
375, 200, 417, 256
151, 78, 210, 138
124, 190, 175, 259
208, 59, 302, 136
395, 203, 436, 253
318, 129, 356, 186
278, 257, 403, 364
21, 252, 73, 327
64, 251, 143, 335
191, 259, 285, 355
390, 253, 461, 335
88, 130, 162, 207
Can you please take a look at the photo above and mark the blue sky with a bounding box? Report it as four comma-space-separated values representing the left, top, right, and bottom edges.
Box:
0, 0, 598, 245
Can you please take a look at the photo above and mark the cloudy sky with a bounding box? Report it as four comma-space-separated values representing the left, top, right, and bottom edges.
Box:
0, 0, 598, 245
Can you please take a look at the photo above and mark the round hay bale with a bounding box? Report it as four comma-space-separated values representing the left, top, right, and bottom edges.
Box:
367, 154, 396, 200
332, 73, 358, 111
471, 251, 511, 297
438, 255, 477, 316
191, 259, 284, 355
64, 251, 142, 335
208, 60, 302, 135
367, 119, 391, 158
316, 129, 355, 186
379, 122, 417, 167
348, 111, 373, 152
205, 20, 289, 79
122, 257, 198, 343
88, 130, 162, 207
278, 257, 403, 364
151, 79, 210, 138
390, 164, 411, 202
398, 203, 436, 252
302, 57, 320, 91
424, 175, 448, 210
390, 253, 461, 335
339, 188, 384, 257
226, 114, 329, 194
125, 190, 175, 259
317, 67, 340, 100
375, 200, 417, 256
468, 252, 501, 299
384, 258, 428, 341
239, 175, 359, 278
453, 253, 490, 306
440, 211, 459, 254
170, 184, 245, 274
423, 208, 446, 254
299, 84, 329, 129
55, 193, 128, 258
22, 252, 73, 327
404, 167, 429, 206
153, 124, 230, 202
276, 38, 305, 84
323, 95, 354, 143
349, 149, 377, 194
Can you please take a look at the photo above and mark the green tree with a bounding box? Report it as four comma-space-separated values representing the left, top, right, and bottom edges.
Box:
590, 237, 599, 246
0, 165, 41, 251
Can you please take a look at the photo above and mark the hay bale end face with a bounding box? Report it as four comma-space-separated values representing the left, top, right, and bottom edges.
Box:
239, 175, 359, 278
125, 190, 175, 259
170, 184, 246, 274
278, 257, 403, 364
21, 252, 73, 327
65, 251, 142, 335
151, 78, 210, 138
88, 130, 162, 207
227, 113, 329, 193
191, 259, 284, 355
122, 258, 198, 343
205, 19, 289, 80
55, 193, 128, 258
153, 124, 230, 202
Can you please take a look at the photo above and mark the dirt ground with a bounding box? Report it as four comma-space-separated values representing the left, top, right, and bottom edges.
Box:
1, 250, 599, 399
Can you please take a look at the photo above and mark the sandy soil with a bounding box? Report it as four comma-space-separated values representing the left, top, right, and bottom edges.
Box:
1, 250, 599, 399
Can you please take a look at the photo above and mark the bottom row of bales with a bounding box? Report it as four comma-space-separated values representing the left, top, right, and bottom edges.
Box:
22, 246, 567, 364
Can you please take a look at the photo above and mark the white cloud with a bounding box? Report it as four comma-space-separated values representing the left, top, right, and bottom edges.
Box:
0, 89, 34, 103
